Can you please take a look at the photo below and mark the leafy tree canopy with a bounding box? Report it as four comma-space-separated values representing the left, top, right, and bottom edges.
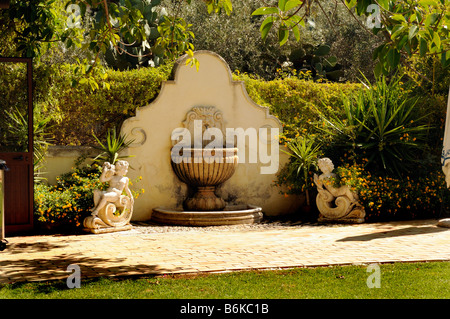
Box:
1, 0, 447, 88
0, 0, 232, 88
252, 0, 449, 81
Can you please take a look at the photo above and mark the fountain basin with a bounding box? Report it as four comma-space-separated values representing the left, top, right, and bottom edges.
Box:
171, 147, 238, 186
171, 147, 238, 211
151, 205, 263, 226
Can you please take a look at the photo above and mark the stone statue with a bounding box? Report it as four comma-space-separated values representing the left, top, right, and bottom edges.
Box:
313, 158, 365, 223
83, 160, 134, 233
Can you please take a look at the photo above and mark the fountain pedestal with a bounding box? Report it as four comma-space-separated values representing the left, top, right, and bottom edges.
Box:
184, 186, 226, 211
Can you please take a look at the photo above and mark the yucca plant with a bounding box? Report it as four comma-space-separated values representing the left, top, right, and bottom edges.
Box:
4, 106, 53, 182
92, 127, 135, 164
283, 136, 322, 206
317, 74, 431, 176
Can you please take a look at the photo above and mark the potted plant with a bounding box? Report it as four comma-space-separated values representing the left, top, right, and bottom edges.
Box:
283, 136, 322, 212
92, 127, 135, 164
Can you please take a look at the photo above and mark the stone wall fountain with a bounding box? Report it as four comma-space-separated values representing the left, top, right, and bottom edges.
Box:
120, 51, 301, 222
152, 106, 263, 226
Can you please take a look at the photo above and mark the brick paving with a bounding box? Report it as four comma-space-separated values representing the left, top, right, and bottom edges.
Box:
0, 219, 449, 284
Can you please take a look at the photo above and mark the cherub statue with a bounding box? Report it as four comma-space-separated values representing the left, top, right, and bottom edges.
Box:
314, 157, 357, 203
313, 157, 365, 223
84, 160, 135, 233
90, 160, 134, 216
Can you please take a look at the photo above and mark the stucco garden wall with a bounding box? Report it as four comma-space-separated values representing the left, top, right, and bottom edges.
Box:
42, 145, 96, 185
120, 51, 302, 221
42, 51, 303, 221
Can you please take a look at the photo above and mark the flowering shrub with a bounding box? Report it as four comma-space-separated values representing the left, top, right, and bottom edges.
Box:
34, 164, 104, 230
34, 164, 144, 231
332, 161, 450, 221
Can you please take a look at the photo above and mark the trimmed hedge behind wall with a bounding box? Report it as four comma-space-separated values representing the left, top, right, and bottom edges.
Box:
34, 64, 363, 146
34, 63, 173, 146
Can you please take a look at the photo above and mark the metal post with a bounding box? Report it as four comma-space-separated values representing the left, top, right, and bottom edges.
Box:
0, 160, 9, 251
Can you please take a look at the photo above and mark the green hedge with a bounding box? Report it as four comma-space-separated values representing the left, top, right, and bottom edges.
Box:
34, 63, 172, 145
32, 64, 364, 146
233, 72, 363, 142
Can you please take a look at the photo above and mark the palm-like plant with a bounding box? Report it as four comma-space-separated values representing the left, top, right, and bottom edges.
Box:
317, 74, 431, 176
92, 127, 135, 164
4, 107, 53, 182
283, 136, 322, 206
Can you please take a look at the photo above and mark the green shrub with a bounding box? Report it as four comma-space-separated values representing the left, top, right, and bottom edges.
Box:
315, 74, 433, 176
276, 135, 322, 205
30, 64, 362, 147
233, 72, 362, 143
34, 63, 172, 146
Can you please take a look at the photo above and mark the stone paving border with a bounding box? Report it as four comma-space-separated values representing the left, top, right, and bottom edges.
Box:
0, 219, 449, 284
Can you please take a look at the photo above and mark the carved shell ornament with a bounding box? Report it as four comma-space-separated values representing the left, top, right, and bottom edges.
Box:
87, 195, 133, 228
183, 106, 225, 135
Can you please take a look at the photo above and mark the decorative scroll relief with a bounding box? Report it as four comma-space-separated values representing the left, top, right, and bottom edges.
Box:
175, 106, 227, 148
128, 127, 147, 147
313, 158, 365, 224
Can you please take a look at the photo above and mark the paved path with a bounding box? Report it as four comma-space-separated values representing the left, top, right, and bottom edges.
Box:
0, 219, 449, 284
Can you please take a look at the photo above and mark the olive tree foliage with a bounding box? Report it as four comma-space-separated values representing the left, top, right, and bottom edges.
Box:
162, 0, 382, 81
301, 2, 384, 82
0, 0, 233, 89
163, 0, 292, 79
1, 0, 447, 86
252, 0, 449, 83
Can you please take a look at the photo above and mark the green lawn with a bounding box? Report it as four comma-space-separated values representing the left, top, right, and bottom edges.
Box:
1, 262, 449, 299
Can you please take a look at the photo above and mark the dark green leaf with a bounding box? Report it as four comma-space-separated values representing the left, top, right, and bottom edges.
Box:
260, 16, 275, 41
419, 38, 428, 57
314, 45, 330, 56
278, 28, 289, 46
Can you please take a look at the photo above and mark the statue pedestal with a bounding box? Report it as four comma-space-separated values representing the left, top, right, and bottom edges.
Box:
438, 218, 450, 228
318, 208, 365, 224
84, 199, 133, 234
84, 223, 132, 234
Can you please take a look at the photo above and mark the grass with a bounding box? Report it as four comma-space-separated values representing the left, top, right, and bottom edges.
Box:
0, 262, 449, 299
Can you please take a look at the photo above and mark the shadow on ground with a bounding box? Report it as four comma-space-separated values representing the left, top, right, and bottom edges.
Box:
0, 250, 175, 284
337, 226, 448, 242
